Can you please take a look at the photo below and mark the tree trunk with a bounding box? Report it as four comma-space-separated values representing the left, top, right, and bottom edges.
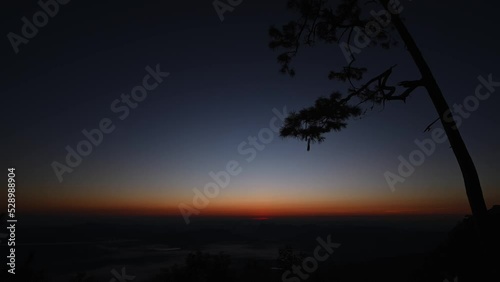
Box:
383, 2, 487, 217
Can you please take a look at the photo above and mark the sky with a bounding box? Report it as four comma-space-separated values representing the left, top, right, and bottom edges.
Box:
1, 0, 499, 219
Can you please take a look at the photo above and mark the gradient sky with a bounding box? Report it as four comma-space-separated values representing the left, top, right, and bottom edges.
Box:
2, 0, 499, 219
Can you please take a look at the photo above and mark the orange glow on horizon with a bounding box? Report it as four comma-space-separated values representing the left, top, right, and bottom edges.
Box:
16, 182, 490, 218
20, 188, 471, 217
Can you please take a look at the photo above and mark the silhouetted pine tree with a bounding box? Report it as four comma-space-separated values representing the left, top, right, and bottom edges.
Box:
269, 0, 487, 218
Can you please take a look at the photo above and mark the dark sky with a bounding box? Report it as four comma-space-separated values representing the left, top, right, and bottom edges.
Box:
1, 0, 499, 216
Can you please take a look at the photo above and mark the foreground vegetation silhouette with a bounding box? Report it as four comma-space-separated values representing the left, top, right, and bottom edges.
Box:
267, 0, 499, 280
269, 0, 487, 218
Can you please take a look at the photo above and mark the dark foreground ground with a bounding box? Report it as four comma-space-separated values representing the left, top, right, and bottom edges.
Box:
1, 210, 499, 281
